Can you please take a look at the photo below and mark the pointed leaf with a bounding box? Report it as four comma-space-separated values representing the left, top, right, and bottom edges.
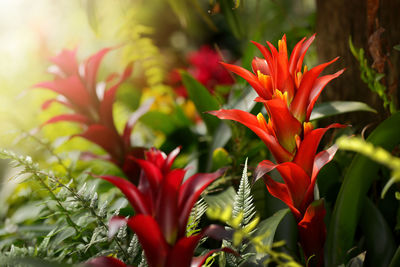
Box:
180, 71, 220, 134
310, 101, 377, 121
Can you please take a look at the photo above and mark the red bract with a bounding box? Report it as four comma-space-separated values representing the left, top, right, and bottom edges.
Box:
99, 148, 230, 267
220, 34, 344, 123
188, 45, 234, 94
168, 45, 234, 97
34, 47, 152, 183
211, 34, 346, 266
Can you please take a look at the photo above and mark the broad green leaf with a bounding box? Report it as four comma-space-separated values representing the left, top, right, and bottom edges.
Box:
326, 111, 400, 267
310, 101, 376, 121
140, 111, 177, 135
180, 71, 221, 134
361, 198, 396, 266
204, 186, 236, 208
254, 208, 289, 248
393, 44, 400, 51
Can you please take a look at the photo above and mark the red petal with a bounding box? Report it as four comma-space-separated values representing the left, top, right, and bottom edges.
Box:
166, 234, 203, 267
41, 98, 72, 110
121, 98, 153, 148
298, 199, 326, 266
251, 57, 271, 76
41, 114, 90, 127
301, 145, 339, 210
178, 168, 225, 237
86, 256, 128, 267
264, 176, 301, 220
75, 124, 123, 160
34, 76, 92, 112
295, 34, 316, 74
163, 146, 181, 173
265, 99, 301, 153
127, 215, 169, 267
50, 48, 79, 77
255, 160, 309, 216
275, 162, 310, 212
98, 175, 150, 215
84, 47, 112, 95
220, 62, 271, 99
288, 37, 306, 76
305, 69, 345, 121
134, 158, 163, 194
290, 57, 339, 122
100, 63, 133, 130
208, 109, 293, 162
156, 169, 186, 244
293, 123, 346, 176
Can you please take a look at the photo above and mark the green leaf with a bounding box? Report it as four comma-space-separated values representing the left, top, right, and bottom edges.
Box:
310, 101, 376, 121
180, 71, 221, 134
218, 0, 244, 39
326, 111, 400, 267
204, 186, 236, 208
389, 246, 400, 267
361, 198, 396, 266
255, 209, 289, 246
393, 44, 400, 51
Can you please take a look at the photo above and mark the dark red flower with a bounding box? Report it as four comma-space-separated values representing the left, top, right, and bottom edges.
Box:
99, 148, 232, 267
34, 47, 153, 183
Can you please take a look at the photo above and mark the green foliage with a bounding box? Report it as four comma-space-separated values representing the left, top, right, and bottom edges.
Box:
337, 136, 400, 197
0, 149, 141, 266
180, 71, 221, 135
310, 101, 376, 121
349, 37, 396, 113
326, 111, 400, 267
207, 205, 299, 267
186, 198, 208, 237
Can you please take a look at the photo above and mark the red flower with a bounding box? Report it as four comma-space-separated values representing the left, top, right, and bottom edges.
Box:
34, 47, 152, 183
253, 124, 343, 220
99, 148, 232, 267
168, 45, 234, 98
220, 34, 344, 123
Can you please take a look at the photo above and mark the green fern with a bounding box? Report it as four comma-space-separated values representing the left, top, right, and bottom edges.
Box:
186, 197, 208, 237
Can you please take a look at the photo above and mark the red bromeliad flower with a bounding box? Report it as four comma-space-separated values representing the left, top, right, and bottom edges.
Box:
220, 34, 344, 123
96, 147, 232, 267
34, 47, 152, 183
210, 34, 346, 266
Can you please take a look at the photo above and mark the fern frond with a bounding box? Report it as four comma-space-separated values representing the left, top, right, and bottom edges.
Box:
232, 158, 256, 227
186, 197, 208, 236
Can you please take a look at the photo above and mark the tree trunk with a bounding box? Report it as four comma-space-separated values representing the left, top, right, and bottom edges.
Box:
316, 0, 400, 130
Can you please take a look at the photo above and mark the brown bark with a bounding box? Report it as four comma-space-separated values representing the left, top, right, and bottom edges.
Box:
316, 0, 400, 130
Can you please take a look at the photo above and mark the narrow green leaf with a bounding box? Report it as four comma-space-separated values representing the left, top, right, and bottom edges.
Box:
326, 111, 400, 267
389, 246, 400, 267
393, 44, 400, 51
180, 71, 221, 134
218, 0, 244, 39
361, 198, 396, 266
310, 101, 376, 121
